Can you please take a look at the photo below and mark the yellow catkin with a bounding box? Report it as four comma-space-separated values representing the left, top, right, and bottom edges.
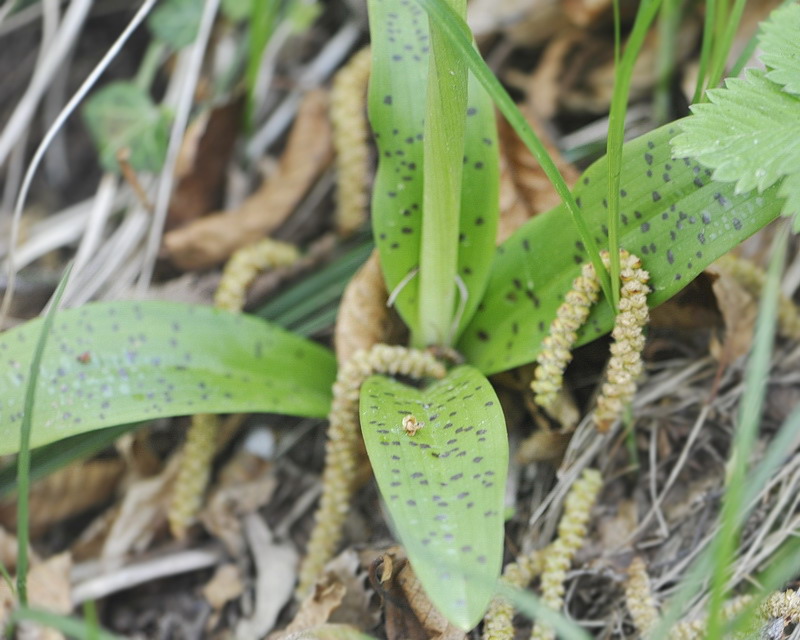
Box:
667, 595, 754, 640
482, 551, 545, 640
296, 345, 446, 596
625, 557, 660, 637
530, 469, 603, 640
593, 250, 650, 432
761, 589, 800, 623
331, 47, 372, 237
168, 237, 300, 539
213, 238, 300, 312
532, 262, 601, 409
715, 253, 800, 340
168, 413, 219, 539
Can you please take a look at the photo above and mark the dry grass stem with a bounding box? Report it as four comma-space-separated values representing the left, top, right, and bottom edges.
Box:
297, 345, 446, 597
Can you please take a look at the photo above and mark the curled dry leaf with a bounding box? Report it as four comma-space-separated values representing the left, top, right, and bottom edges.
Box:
0, 526, 39, 574
0, 459, 124, 534
389, 554, 466, 640
168, 98, 244, 230
334, 250, 402, 364
163, 89, 333, 270
496, 113, 579, 243
705, 263, 758, 366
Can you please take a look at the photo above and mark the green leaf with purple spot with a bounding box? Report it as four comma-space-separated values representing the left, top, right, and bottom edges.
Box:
457, 122, 784, 375
367, 0, 498, 342
0, 301, 336, 455
360, 365, 508, 630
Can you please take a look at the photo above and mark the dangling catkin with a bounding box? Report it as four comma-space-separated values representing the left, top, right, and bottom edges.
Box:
532, 262, 601, 409
530, 468, 602, 640
593, 250, 650, 432
331, 47, 372, 236
168, 238, 299, 539
482, 550, 545, 640
296, 345, 445, 597
625, 556, 660, 636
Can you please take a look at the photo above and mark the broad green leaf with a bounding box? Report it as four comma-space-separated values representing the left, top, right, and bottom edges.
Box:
83, 82, 170, 173
367, 0, 498, 342
458, 122, 784, 374
360, 365, 508, 630
0, 301, 336, 455
759, 2, 800, 96
672, 70, 800, 221
148, 0, 203, 49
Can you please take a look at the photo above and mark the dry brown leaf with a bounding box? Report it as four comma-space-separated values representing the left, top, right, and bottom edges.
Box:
496, 110, 579, 243
278, 624, 371, 640
394, 558, 466, 640
203, 563, 244, 610
0, 553, 72, 639
163, 89, 333, 270
0, 526, 39, 574
168, 98, 244, 230
706, 264, 758, 366
335, 251, 403, 364
516, 429, 573, 464
273, 578, 347, 638
0, 459, 124, 534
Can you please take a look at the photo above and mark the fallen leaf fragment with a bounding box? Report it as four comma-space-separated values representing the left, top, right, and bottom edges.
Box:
163, 89, 333, 270
0, 553, 72, 640
203, 563, 244, 610
236, 514, 298, 639
705, 264, 758, 366
0, 460, 124, 535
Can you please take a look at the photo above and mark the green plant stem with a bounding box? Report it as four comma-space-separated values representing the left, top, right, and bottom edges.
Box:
414, 0, 614, 309
692, 0, 718, 103
606, 0, 662, 307
415, 0, 468, 347
16, 264, 72, 605
654, 0, 681, 124
245, 0, 281, 130
134, 41, 167, 91
706, 0, 748, 91
705, 225, 788, 639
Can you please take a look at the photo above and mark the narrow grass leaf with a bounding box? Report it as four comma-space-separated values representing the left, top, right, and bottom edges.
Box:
16, 266, 73, 604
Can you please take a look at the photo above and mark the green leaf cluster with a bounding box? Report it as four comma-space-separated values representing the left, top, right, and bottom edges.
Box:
672, 1, 800, 227
82, 82, 171, 173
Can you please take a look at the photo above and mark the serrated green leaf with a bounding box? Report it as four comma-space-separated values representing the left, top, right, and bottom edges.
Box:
360, 366, 508, 630
458, 122, 784, 374
759, 1, 800, 96
148, 0, 203, 49
0, 301, 336, 455
367, 0, 498, 343
83, 82, 170, 173
672, 71, 800, 215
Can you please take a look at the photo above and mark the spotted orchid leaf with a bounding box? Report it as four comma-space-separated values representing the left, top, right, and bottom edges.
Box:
360, 365, 508, 630
367, 0, 499, 343
458, 122, 784, 375
0, 301, 336, 455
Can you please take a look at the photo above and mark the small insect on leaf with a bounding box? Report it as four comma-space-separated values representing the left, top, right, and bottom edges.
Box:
402, 414, 424, 436
360, 365, 509, 630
